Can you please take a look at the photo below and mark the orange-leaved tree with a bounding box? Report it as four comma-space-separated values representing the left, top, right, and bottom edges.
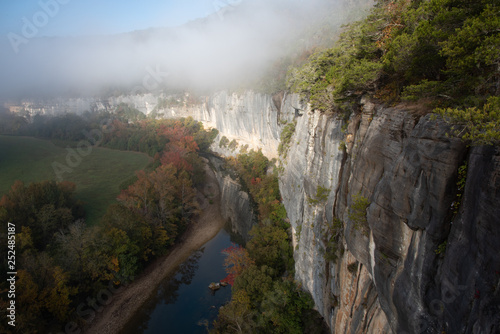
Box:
221, 244, 254, 286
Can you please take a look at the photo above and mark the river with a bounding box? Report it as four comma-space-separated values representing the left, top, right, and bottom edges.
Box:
120, 228, 236, 334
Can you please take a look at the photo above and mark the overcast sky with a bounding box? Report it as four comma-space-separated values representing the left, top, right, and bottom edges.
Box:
0, 0, 356, 99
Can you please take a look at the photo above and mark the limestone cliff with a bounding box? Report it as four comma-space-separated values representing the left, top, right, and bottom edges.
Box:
19, 91, 500, 332
163, 91, 296, 158
15, 91, 291, 158
208, 156, 256, 241
183, 90, 499, 333
280, 98, 500, 333
14, 94, 159, 116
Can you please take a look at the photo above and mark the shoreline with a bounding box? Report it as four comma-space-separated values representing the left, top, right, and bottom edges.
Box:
83, 161, 226, 334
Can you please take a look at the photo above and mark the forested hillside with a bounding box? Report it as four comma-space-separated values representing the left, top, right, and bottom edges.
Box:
0, 0, 498, 333
288, 0, 499, 144
0, 117, 218, 333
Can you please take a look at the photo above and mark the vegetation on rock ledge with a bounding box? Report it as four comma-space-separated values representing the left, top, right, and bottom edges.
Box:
348, 193, 370, 236
287, 0, 499, 142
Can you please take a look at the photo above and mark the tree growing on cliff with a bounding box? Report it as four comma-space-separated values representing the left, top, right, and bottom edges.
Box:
348, 193, 370, 236
434, 96, 500, 146
288, 0, 499, 114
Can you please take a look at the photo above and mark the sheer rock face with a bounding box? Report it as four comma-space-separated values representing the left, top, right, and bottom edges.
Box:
166, 91, 499, 333
208, 156, 256, 241
174, 91, 297, 158
200, 91, 283, 158
23, 91, 500, 332
432, 146, 500, 334
105, 91, 499, 332
280, 99, 499, 333
17, 91, 292, 158
16, 94, 159, 115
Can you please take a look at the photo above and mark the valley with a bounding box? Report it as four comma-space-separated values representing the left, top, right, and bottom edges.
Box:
0, 0, 499, 333
0, 135, 152, 225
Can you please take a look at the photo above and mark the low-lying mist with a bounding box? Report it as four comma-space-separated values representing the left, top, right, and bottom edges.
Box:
0, 0, 358, 98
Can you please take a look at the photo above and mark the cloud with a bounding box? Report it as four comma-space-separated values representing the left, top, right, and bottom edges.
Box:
0, 0, 344, 98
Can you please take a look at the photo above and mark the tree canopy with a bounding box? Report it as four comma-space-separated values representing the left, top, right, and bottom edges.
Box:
288, 0, 499, 143
0, 116, 217, 333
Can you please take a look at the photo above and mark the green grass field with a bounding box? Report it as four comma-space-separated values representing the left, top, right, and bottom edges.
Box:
0, 135, 152, 225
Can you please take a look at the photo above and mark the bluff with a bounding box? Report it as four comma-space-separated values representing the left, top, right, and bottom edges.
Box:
14, 91, 286, 158
162, 90, 499, 332
279, 97, 500, 333
18, 91, 500, 332
188, 91, 499, 333
208, 155, 256, 241
163, 91, 291, 159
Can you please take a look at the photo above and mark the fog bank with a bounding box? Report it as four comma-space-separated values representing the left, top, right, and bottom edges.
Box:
0, 0, 358, 98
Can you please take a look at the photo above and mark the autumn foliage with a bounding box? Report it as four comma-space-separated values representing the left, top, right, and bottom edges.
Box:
226, 150, 283, 222
214, 149, 314, 334
221, 245, 254, 286
0, 117, 217, 333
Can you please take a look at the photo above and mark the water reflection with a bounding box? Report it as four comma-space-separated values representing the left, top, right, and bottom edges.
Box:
157, 249, 204, 305
121, 229, 235, 334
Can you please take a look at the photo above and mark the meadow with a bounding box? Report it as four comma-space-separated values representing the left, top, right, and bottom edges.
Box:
0, 135, 152, 224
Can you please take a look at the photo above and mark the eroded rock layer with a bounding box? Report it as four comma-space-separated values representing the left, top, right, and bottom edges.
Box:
22, 91, 500, 333
280, 98, 499, 333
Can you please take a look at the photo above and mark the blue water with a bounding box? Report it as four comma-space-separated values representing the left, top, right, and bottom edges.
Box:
121, 229, 235, 334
